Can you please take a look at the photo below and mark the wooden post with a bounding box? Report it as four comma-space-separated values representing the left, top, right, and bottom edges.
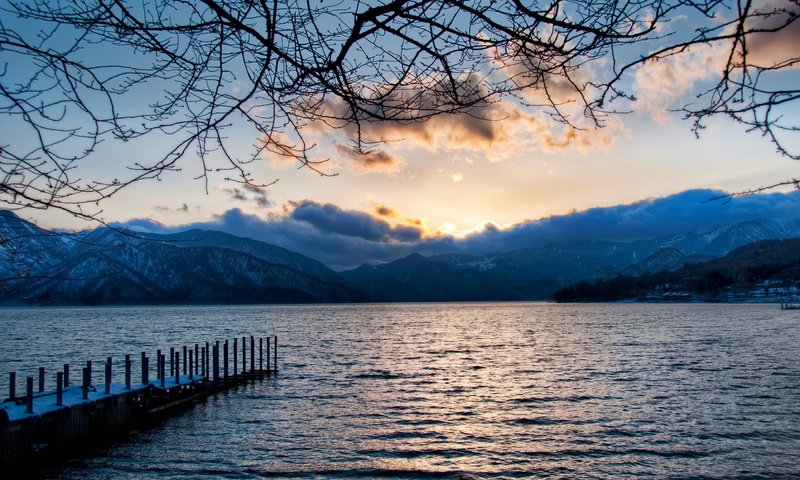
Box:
267, 337, 271, 372
25, 377, 33, 414
125, 354, 131, 390
213, 342, 219, 383
141, 352, 149, 385
250, 336, 255, 377
194, 344, 199, 375
170, 347, 175, 377
201, 347, 206, 380
183, 345, 188, 375
82, 367, 89, 400
63, 363, 70, 387
9, 371, 15, 400
189, 349, 194, 380
233, 338, 238, 377
56, 371, 63, 406
274, 336, 278, 372
156, 349, 162, 380
242, 335, 247, 375
175, 351, 180, 385
38, 367, 45, 392
160, 354, 166, 388
259, 337, 263, 375
205, 342, 210, 378
223, 340, 229, 379
104, 357, 112, 394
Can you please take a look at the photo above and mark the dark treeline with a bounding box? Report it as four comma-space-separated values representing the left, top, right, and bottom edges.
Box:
554, 238, 800, 302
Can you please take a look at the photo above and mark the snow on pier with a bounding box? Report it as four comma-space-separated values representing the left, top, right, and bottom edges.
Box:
1, 335, 277, 463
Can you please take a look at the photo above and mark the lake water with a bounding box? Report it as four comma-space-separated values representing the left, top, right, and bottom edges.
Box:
1, 303, 799, 478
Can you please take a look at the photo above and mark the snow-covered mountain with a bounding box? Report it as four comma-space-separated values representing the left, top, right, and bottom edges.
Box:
0, 212, 361, 305
341, 219, 800, 301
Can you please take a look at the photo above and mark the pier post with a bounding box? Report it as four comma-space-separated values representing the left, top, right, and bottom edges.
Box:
224, 340, 229, 380
213, 342, 219, 383
82, 367, 89, 400
189, 349, 194, 380
170, 347, 175, 377
233, 338, 238, 377
64, 363, 69, 387
242, 335, 247, 376
56, 371, 63, 406
267, 338, 271, 373
25, 377, 33, 414
160, 354, 166, 388
104, 357, 112, 394
259, 337, 263, 375
125, 354, 131, 390
194, 344, 199, 375
250, 336, 255, 378
201, 347, 206, 380
38, 367, 45, 392
175, 351, 180, 385
141, 353, 149, 385
156, 350, 162, 380
274, 336, 278, 372
205, 342, 210, 379
8, 371, 15, 400
183, 346, 188, 375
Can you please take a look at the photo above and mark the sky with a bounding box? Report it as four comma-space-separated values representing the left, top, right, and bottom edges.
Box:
6, 1, 800, 270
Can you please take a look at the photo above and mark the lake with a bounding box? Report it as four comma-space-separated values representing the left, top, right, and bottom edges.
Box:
1, 303, 798, 478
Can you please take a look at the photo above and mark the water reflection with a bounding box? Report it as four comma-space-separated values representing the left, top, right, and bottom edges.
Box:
0, 303, 798, 478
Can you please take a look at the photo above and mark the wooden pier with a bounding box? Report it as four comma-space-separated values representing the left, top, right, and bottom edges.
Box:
0, 335, 277, 464
780, 298, 800, 310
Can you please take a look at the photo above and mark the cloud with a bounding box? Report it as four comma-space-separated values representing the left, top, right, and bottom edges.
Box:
456, 189, 800, 254
633, 43, 727, 121
222, 184, 271, 208
119, 189, 800, 270
744, 0, 800, 68
154, 203, 191, 213
633, 0, 800, 120
333, 144, 404, 173
374, 205, 399, 217
257, 132, 304, 166
288, 200, 423, 242
303, 74, 613, 166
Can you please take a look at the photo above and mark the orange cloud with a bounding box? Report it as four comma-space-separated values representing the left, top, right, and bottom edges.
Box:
257, 132, 302, 166
372, 203, 429, 235
333, 144, 405, 173
374, 204, 399, 217
744, 0, 800, 68
302, 73, 614, 166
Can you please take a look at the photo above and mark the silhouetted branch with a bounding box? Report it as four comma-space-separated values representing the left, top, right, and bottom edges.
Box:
1, 0, 798, 221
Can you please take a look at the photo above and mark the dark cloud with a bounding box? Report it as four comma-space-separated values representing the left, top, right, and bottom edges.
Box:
333, 144, 403, 172
119, 189, 800, 270
223, 184, 271, 208
374, 205, 398, 217
289, 200, 423, 242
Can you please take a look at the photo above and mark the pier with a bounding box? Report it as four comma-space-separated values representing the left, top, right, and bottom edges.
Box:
0, 335, 277, 464
780, 298, 800, 310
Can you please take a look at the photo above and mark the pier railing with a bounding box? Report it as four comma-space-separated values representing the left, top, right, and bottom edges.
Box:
1, 335, 277, 463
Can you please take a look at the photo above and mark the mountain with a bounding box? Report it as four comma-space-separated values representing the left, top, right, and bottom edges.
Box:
0, 211, 73, 280
553, 238, 800, 302
0, 212, 361, 305
342, 219, 800, 301
143, 229, 343, 283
